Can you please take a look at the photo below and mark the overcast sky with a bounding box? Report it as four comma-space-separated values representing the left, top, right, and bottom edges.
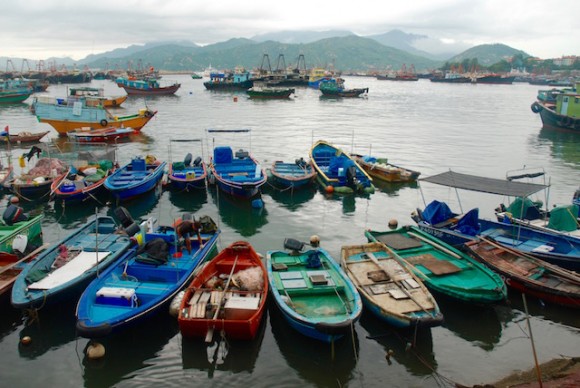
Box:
1, 0, 578, 61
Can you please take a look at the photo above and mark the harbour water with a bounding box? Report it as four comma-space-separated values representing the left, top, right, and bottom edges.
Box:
0, 75, 579, 387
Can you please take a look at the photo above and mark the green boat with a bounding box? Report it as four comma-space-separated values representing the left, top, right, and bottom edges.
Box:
365, 225, 506, 304
0, 214, 43, 253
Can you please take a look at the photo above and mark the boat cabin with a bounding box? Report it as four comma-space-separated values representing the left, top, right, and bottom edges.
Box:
555, 92, 580, 117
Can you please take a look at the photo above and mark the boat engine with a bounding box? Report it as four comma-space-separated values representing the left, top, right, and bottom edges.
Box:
2, 204, 28, 226
346, 165, 358, 188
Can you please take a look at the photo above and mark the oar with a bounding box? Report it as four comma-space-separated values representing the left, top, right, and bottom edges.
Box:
205, 255, 239, 343
0, 243, 49, 276
49, 167, 72, 197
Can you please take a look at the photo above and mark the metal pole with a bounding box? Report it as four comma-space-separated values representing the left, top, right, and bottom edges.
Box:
522, 293, 543, 388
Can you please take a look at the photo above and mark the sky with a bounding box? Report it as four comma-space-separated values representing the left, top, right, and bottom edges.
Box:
1, 0, 578, 61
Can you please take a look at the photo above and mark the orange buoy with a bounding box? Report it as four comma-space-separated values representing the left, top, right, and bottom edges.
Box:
21, 336, 32, 345
325, 185, 334, 193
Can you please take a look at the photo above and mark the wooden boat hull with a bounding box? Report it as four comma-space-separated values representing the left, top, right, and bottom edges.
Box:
247, 88, 294, 99
365, 226, 507, 304
465, 239, 580, 308
0, 245, 47, 296
341, 242, 443, 328
102, 95, 128, 107
310, 140, 374, 194
0, 214, 43, 254
0, 92, 32, 103
52, 176, 110, 204
104, 159, 166, 202
351, 154, 420, 183
267, 245, 363, 342
7, 173, 68, 201
11, 216, 133, 309
67, 127, 136, 143
76, 222, 221, 337
3, 131, 50, 144
178, 241, 268, 340
38, 109, 156, 136
269, 161, 316, 189
532, 101, 580, 132
320, 88, 368, 98
118, 84, 180, 96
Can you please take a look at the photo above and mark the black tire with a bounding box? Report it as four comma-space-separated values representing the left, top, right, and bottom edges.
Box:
100, 119, 108, 127
530, 102, 541, 114
144, 110, 153, 118
112, 100, 118, 107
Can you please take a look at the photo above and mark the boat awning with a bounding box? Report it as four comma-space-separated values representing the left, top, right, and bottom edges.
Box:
419, 170, 548, 197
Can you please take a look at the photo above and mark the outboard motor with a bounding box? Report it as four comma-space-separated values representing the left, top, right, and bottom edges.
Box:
295, 157, 307, 168
193, 156, 202, 167
114, 206, 134, 228
183, 153, 193, 167
2, 204, 28, 226
346, 165, 358, 188
574, 189, 580, 206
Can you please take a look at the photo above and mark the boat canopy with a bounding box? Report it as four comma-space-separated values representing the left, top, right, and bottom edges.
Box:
420, 170, 548, 197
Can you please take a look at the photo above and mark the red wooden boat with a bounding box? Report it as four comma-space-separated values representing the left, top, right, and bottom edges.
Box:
178, 241, 268, 340
1, 131, 50, 145
465, 238, 580, 308
0, 245, 47, 296
67, 126, 136, 143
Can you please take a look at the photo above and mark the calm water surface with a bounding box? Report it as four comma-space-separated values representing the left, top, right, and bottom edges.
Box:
0, 75, 579, 387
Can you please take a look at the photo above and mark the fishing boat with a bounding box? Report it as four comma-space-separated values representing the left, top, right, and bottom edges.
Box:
430, 72, 472, 83
191, 73, 203, 80
208, 129, 266, 198
412, 170, 580, 271
76, 215, 221, 337
309, 140, 374, 194
247, 87, 295, 99
465, 238, 580, 309
11, 215, 134, 309
31, 96, 156, 136
474, 74, 515, 84
178, 241, 268, 341
266, 238, 363, 342
0, 79, 33, 103
350, 153, 420, 183
51, 143, 117, 204
167, 139, 207, 191
0, 131, 50, 145
5, 157, 69, 201
115, 77, 181, 96
307, 68, 335, 89
66, 126, 136, 143
340, 242, 443, 328
0, 213, 43, 254
531, 87, 580, 132
377, 65, 418, 81
319, 78, 368, 98
203, 70, 253, 91
0, 245, 48, 296
365, 225, 507, 304
268, 159, 317, 190
104, 155, 166, 202
68, 86, 128, 107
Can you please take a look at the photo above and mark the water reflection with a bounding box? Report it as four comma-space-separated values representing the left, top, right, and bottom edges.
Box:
108, 183, 163, 221
373, 180, 419, 196
269, 304, 359, 387
504, 292, 580, 329
537, 128, 580, 166
359, 311, 436, 376
166, 186, 208, 214
0, 298, 24, 341
181, 311, 266, 377
262, 184, 316, 211
437, 297, 503, 351
82, 312, 179, 388
17, 298, 79, 360
208, 186, 268, 237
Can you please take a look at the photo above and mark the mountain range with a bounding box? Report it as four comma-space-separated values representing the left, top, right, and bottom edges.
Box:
1, 30, 529, 73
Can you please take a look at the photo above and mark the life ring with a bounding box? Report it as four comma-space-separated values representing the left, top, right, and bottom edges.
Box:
112, 99, 118, 107
144, 110, 152, 118
530, 102, 541, 114
100, 119, 108, 127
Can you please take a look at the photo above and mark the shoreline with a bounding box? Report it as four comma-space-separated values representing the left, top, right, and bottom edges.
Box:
483, 357, 580, 387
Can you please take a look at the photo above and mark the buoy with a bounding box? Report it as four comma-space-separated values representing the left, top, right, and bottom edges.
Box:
388, 219, 398, 229
169, 290, 185, 317
20, 336, 32, 345
310, 235, 320, 248
86, 342, 106, 359
233, 96, 238, 102
325, 185, 334, 193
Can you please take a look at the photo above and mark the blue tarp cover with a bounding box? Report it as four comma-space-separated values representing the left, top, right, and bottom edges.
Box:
214, 146, 233, 164
455, 208, 480, 236
329, 156, 355, 174
422, 200, 453, 225
362, 155, 377, 163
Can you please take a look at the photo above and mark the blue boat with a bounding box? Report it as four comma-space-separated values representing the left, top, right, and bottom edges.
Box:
266, 238, 363, 343
104, 156, 166, 202
76, 215, 220, 338
203, 70, 253, 91
268, 159, 317, 190
167, 139, 207, 191
209, 138, 266, 198
412, 170, 580, 271
11, 216, 134, 309
310, 140, 374, 195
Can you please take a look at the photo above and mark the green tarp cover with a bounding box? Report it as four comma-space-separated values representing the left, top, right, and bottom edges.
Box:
547, 204, 579, 232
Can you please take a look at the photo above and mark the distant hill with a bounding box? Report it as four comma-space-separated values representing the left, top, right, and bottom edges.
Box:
251, 30, 354, 44
447, 43, 530, 66
85, 35, 440, 72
